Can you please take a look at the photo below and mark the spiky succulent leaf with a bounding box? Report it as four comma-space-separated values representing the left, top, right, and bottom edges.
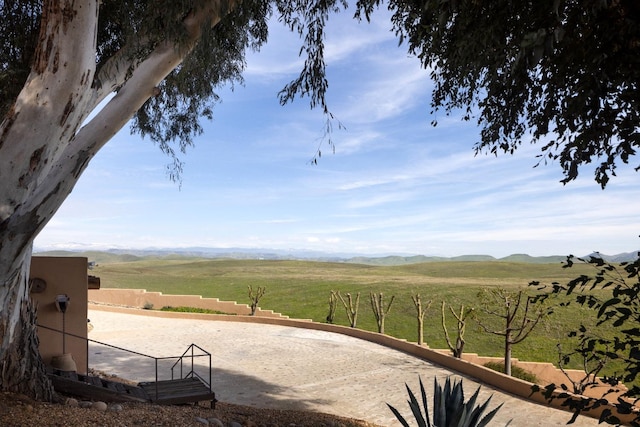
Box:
476, 401, 505, 427
406, 383, 428, 427
433, 377, 447, 426
386, 403, 412, 427
419, 376, 432, 427
446, 378, 465, 425
447, 383, 467, 427
454, 406, 469, 427
463, 386, 484, 425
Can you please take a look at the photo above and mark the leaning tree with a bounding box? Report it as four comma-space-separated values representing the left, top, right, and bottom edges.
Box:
0, 0, 344, 399
1, 0, 638, 399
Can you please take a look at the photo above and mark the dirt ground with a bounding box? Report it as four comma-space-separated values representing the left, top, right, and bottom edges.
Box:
0, 390, 382, 427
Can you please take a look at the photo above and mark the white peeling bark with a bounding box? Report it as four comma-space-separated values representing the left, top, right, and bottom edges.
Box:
0, 247, 52, 400
0, 0, 100, 400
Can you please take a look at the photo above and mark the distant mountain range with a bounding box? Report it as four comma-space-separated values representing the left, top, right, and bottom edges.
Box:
32, 247, 640, 266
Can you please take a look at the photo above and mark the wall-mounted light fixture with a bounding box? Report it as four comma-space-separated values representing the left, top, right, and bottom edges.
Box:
55, 294, 70, 353
55, 294, 70, 313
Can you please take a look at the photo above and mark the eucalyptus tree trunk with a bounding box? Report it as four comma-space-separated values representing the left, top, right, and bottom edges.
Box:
0, 0, 231, 399
0, 1, 100, 400
0, 248, 52, 400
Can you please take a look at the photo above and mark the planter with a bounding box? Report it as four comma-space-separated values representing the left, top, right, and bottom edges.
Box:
51, 353, 77, 372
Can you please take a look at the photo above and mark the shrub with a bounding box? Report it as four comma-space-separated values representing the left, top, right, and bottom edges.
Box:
160, 306, 235, 315
484, 361, 538, 383
142, 301, 154, 310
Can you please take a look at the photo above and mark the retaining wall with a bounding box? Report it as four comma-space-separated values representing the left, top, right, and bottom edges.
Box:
88, 288, 287, 318
450, 352, 627, 401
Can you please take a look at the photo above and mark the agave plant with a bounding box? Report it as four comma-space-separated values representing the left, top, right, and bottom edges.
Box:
387, 376, 509, 427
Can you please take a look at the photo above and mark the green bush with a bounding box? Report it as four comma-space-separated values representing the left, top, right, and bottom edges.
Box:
160, 306, 235, 315
484, 361, 538, 383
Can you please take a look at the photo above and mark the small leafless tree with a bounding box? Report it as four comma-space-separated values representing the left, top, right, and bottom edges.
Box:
475, 288, 549, 376
370, 292, 395, 334
248, 285, 266, 316
326, 290, 339, 324
411, 294, 432, 345
441, 301, 473, 358
557, 341, 614, 395
337, 291, 361, 328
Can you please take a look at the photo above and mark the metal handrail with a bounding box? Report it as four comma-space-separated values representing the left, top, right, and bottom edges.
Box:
169, 343, 212, 390
37, 323, 214, 400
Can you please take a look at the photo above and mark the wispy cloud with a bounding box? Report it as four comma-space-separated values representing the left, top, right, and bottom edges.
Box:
335, 61, 430, 124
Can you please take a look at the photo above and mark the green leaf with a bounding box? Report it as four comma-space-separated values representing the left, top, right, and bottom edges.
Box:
597, 298, 621, 318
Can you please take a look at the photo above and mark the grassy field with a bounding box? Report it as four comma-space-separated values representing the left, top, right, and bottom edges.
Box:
89, 257, 623, 377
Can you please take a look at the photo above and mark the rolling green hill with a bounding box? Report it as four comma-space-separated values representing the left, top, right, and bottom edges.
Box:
35, 250, 143, 264
499, 253, 566, 263
35, 249, 572, 266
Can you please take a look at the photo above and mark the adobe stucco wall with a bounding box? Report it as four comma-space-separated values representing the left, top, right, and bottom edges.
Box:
453, 352, 627, 400
31, 257, 89, 374
88, 297, 639, 425
88, 288, 288, 318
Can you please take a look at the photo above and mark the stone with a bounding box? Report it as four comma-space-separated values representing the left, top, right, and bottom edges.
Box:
207, 418, 224, 427
195, 416, 209, 425
65, 398, 79, 407
110, 404, 123, 412
92, 401, 108, 411
229, 421, 243, 427
79, 401, 93, 408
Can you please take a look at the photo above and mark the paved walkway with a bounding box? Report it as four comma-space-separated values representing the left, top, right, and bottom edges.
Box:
87, 309, 600, 426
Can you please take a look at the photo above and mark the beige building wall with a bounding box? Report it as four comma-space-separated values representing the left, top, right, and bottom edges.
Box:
30, 256, 89, 374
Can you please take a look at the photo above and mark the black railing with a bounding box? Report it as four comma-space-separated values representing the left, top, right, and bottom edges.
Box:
37, 323, 213, 401
170, 344, 212, 389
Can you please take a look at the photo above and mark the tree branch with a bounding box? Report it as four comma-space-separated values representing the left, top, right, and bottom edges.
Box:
66, 0, 236, 168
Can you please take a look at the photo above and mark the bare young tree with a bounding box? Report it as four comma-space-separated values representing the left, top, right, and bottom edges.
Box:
370, 292, 395, 334
248, 285, 266, 316
556, 341, 614, 396
326, 290, 339, 324
441, 301, 473, 358
337, 291, 360, 328
411, 294, 432, 346
475, 288, 549, 376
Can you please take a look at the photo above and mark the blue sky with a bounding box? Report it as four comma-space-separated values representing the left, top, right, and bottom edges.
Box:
34, 9, 640, 258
